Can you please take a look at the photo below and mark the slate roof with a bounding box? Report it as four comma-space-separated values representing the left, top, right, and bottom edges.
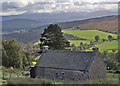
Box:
35, 50, 96, 71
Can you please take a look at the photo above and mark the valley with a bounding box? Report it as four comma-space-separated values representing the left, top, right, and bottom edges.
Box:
1, 15, 119, 58
2, 15, 118, 44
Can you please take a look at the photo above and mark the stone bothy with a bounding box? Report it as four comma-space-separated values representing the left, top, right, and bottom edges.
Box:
30, 47, 106, 81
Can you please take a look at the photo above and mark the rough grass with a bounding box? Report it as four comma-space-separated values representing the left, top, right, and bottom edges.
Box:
54, 79, 120, 84
7, 78, 52, 85
107, 73, 119, 79
4, 72, 120, 85
6, 77, 120, 85
2, 68, 30, 84
63, 30, 117, 41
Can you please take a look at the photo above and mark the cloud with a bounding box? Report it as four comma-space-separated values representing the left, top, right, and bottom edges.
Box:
1, 0, 118, 16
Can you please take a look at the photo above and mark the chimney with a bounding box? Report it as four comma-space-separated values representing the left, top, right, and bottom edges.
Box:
43, 46, 49, 52
92, 47, 99, 53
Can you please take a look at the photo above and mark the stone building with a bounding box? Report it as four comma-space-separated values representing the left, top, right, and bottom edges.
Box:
30, 47, 106, 81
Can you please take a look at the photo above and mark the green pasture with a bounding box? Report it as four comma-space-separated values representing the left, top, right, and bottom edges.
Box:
68, 40, 90, 46
2, 31, 21, 35
95, 40, 118, 51
85, 40, 118, 53
63, 30, 117, 41
33, 41, 41, 45
69, 40, 118, 53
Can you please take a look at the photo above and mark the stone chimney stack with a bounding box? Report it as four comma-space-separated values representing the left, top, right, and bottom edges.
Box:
92, 47, 99, 53
43, 46, 49, 52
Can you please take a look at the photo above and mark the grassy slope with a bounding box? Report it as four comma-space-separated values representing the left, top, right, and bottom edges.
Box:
69, 40, 90, 46
63, 30, 117, 41
95, 40, 118, 50
63, 29, 118, 52
34, 41, 41, 45
59, 15, 118, 32
86, 40, 118, 53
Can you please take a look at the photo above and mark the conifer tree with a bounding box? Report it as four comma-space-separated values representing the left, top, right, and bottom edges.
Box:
40, 24, 70, 51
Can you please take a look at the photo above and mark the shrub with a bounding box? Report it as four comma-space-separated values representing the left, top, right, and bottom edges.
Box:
104, 58, 119, 70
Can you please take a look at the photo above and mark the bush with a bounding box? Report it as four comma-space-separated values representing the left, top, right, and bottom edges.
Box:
115, 70, 120, 74
104, 58, 119, 70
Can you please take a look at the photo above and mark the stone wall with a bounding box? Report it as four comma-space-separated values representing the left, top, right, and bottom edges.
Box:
35, 67, 88, 81
88, 54, 106, 80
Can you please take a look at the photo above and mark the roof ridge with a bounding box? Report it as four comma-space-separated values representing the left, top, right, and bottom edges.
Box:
47, 50, 93, 53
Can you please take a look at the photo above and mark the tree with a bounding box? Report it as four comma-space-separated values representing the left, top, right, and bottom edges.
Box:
104, 58, 119, 70
95, 35, 99, 42
80, 42, 83, 46
40, 24, 70, 51
2, 39, 32, 69
108, 35, 112, 41
71, 44, 77, 51
112, 49, 116, 53
2, 47, 8, 67
90, 41, 94, 45
102, 39, 105, 42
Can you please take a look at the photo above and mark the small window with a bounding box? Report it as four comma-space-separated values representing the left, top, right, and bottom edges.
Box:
61, 72, 65, 80
55, 72, 59, 79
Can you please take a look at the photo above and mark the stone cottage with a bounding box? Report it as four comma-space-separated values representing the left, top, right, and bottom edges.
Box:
30, 46, 106, 81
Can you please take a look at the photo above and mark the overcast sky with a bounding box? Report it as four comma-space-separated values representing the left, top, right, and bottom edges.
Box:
1, 0, 118, 16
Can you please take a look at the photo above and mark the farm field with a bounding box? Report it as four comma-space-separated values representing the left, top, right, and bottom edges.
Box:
69, 40, 90, 46
86, 40, 118, 52
95, 40, 118, 50
63, 30, 117, 41
1, 30, 21, 35
62, 29, 118, 52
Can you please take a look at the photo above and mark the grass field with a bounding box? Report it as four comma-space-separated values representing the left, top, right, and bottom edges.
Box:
63, 29, 118, 52
33, 41, 41, 45
69, 40, 90, 46
86, 40, 118, 52
2, 31, 21, 35
95, 40, 118, 50
63, 30, 117, 41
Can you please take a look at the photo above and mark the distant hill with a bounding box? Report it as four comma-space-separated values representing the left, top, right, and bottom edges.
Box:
3, 15, 118, 44
58, 15, 118, 33
2, 19, 47, 32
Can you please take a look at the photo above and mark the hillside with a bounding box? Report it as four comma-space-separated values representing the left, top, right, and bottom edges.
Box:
3, 15, 118, 43
63, 30, 117, 41
62, 29, 118, 53
59, 15, 118, 33
2, 19, 47, 32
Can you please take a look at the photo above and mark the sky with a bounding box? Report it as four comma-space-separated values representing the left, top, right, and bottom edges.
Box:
1, 0, 118, 16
